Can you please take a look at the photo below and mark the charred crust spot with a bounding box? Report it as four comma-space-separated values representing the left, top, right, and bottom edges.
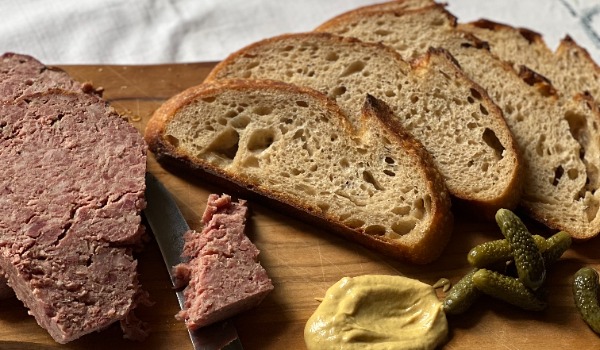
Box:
459, 34, 490, 51
469, 19, 499, 30
518, 65, 557, 96
468, 19, 540, 45
518, 28, 542, 44
442, 7, 458, 26
563, 35, 575, 43
519, 65, 551, 85
363, 94, 388, 115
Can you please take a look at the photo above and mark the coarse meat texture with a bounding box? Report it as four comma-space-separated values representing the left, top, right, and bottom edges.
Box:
0, 52, 89, 102
0, 52, 89, 302
174, 194, 274, 330
0, 89, 148, 344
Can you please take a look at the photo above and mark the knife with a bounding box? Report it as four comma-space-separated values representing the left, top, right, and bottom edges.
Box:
143, 172, 244, 350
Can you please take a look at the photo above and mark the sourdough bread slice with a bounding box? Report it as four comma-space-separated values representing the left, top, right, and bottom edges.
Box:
205, 32, 522, 216
145, 79, 452, 264
316, 3, 600, 239
459, 20, 600, 102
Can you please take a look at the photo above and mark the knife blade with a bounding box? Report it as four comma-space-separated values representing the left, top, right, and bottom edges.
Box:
143, 172, 244, 350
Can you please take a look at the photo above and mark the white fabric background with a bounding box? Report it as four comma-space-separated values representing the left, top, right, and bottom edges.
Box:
1, 0, 600, 65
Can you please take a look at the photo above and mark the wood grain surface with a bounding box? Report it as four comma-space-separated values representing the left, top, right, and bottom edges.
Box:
1, 63, 600, 349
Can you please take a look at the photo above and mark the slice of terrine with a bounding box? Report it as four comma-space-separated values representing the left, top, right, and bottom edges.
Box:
0, 52, 90, 102
174, 194, 273, 330
0, 53, 96, 302
0, 86, 147, 342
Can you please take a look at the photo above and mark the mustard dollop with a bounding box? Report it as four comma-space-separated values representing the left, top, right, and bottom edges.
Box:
304, 275, 448, 350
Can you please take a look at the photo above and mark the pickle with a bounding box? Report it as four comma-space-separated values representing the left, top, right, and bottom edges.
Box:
543, 231, 571, 265
468, 231, 570, 269
472, 268, 547, 311
443, 268, 481, 315
468, 235, 547, 268
573, 267, 600, 334
495, 209, 546, 290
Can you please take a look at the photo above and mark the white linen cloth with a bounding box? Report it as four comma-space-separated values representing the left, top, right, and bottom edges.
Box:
1, 0, 600, 65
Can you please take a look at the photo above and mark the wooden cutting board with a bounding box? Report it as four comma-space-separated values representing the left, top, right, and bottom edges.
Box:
1, 63, 600, 350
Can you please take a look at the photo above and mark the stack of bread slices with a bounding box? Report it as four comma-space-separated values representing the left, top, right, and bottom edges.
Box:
145, 0, 600, 263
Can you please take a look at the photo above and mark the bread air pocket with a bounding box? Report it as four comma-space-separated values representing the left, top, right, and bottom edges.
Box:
145, 80, 452, 264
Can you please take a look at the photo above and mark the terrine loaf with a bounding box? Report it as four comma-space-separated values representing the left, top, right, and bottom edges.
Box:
0, 52, 94, 301
316, 3, 600, 239
145, 80, 453, 264
174, 194, 273, 329
0, 52, 90, 102
205, 32, 522, 217
0, 74, 148, 342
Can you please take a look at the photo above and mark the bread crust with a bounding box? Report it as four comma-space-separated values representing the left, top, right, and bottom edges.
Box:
466, 19, 546, 46
314, 0, 438, 31
146, 80, 453, 263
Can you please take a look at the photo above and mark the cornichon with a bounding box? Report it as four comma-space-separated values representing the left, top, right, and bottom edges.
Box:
573, 267, 600, 334
468, 235, 546, 268
472, 269, 547, 311
468, 231, 572, 268
543, 231, 571, 265
495, 209, 546, 290
443, 268, 481, 315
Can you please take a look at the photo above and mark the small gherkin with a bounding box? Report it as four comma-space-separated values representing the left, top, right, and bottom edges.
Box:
573, 267, 600, 334
443, 268, 481, 315
467, 231, 571, 269
468, 235, 546, 268
472, 269, 547, 311
495, 209, 546, 290
543, 231, 571, 265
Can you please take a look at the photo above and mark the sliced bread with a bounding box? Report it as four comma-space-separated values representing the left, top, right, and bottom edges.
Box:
205, 32, 522, 216
459, 20, 600, 102
315, 3, 600, 239
145, 79, 452, 264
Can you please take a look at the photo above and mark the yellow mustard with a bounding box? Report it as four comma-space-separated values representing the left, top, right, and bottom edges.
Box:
304, 275, 448, 350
